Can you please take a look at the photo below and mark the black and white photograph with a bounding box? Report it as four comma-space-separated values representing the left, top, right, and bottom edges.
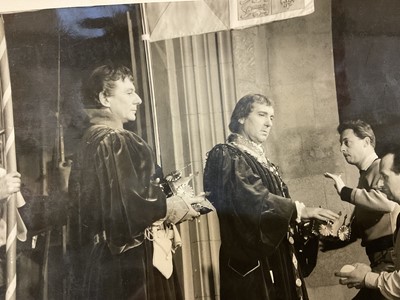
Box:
0, 0, 400, 299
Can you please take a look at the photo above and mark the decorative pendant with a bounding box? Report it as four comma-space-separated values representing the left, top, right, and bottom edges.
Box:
176, 183, 195, 197
338, 225, 351, 241
337, 215, 351, 241
319, 221, 333, 236
318, 213, 352, 241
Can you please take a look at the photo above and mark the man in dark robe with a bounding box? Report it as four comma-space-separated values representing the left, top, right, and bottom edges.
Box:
68, 64, 194, 300
204, 94, 339, 300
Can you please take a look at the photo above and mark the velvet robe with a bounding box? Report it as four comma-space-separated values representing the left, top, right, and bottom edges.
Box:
68, 123, 182, 300
204, 143, 313, 300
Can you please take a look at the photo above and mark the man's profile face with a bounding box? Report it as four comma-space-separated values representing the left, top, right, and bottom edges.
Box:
380, 154, 400, 202
108, 78, 142, 123
339, 129, 367, 166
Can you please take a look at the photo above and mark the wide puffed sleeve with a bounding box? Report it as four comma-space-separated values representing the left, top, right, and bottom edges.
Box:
81, 127, 166, 249
204, 144, 296, 256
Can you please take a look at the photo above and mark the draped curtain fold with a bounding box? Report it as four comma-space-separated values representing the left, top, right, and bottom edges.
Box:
150, 31, 236, 299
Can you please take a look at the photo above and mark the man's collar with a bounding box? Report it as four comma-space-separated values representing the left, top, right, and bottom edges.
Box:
359, 152, 378, 171
85, 108, 123, 129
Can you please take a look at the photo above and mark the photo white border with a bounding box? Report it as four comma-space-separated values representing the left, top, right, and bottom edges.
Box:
0, 0, 193, 14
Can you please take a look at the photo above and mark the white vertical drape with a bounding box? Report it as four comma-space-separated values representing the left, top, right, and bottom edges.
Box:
0, 15, 18, 300
150, 31, 236, 299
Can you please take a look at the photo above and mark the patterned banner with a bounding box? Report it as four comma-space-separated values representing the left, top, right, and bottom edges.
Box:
231, 0, 312, 28
145, 0, 314, 42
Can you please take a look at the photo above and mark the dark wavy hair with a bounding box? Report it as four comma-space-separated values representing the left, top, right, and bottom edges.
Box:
229, 94, 273, 133
81, 64, 134, 108
337, 120, 376, 148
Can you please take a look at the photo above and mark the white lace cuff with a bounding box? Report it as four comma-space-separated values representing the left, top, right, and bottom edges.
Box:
295, 201, 306, 223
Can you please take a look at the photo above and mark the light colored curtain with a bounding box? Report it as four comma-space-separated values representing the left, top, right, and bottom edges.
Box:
150, 31, 236, 300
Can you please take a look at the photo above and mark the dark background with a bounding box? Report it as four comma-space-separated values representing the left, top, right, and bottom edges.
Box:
4, 5, 150, 164
332, 0, 400, 155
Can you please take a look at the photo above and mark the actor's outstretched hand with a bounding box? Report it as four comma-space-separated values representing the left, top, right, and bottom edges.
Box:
301, 207, 339, 222
335, 263, 371, 289
324, 172, 345, 194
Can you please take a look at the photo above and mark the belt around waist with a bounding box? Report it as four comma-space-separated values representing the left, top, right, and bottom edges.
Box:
93, 230, 145, 254
363, 234, 394, 256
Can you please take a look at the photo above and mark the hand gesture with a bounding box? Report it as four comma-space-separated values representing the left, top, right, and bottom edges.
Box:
324, 172, 345, 194
0, 171, 21, 201
335, 263, 371, 289
301, 207, 339, 222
